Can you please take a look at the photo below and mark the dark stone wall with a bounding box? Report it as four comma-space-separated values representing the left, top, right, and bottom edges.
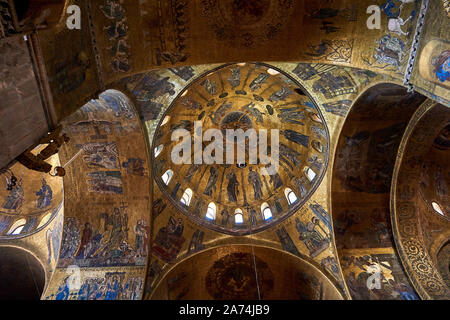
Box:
0, 35, 49, 168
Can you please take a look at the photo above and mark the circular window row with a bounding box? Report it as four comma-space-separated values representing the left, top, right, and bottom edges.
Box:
0, 211, 53, 238
160, 167, 300, 225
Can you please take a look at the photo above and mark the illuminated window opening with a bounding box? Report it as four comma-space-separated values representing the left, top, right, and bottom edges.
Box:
235, 209, 244, 224
162, 169, 173, 185
11, 225, 25, 235
267, 68, 279, 75
304, 166, 317, 182
206, 202, 216, 221
261, 202, 273, 221
161, 116, 170, 126
180, 188, 193, 206
432, 202, 445, 216
7, 219, 26, 235
285, 188, 298, 205
154, 144, 163, 158
309, 113, 323, 123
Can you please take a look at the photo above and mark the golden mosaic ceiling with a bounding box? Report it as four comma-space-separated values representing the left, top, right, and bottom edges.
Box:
0, 145, 63, 239
391, 102, 450, 299
152, 63, 329, 235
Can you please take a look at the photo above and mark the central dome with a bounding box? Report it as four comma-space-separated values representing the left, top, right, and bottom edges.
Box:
152, 63, 329, 235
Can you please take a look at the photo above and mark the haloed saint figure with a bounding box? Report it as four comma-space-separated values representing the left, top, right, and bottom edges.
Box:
433, 50, 450, 83
36, 178, 53, 209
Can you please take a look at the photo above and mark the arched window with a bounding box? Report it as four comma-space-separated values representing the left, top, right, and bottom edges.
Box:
37, 212, 52, 229
261, 203, 273, 221
235, 209, 244, 224
309, 113, 323, 123
312, 140, 323, 153
161, 169, 173, 185
206, 202, 216, 221
7, 219, 26, 235
432, 202, 445, 216
154, 144, 163, 158
11, 225, 25, 235
161, 115, 170, 126
180, 188, 193, 206
285, 188, 298, 205
304, 166, 317, 182
267, 68, 279, 75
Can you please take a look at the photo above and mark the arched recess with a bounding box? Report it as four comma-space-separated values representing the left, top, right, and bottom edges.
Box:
391, 101, 450, 299
0, 246, 46, 300
42, 89, 151, 300
150, 245, 343, 300
331, 83, 427, 300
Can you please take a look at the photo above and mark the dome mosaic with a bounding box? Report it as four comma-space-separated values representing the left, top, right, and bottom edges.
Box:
0, 145, 63, 239
152, 63, 330, 235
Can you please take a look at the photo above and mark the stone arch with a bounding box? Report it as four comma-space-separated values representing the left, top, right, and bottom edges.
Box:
150, 244, 344, 300
0, 245, 46, 300
331, 83, 427, 300
390, 101, 450, 299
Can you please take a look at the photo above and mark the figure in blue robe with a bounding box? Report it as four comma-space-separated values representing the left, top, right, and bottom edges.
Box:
55, 279, 70, 300
2, 181, 24, 211
435, 56, 450, 83
381, 0, 401, 18
105, 278, 119, 300
283, 130, 309, 148
36, 179, 52, 209
381, 0, 417, 20
77, 282, 90, 300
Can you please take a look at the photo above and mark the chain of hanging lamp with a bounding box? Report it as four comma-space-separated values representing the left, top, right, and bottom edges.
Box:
247, 204, 261, 300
